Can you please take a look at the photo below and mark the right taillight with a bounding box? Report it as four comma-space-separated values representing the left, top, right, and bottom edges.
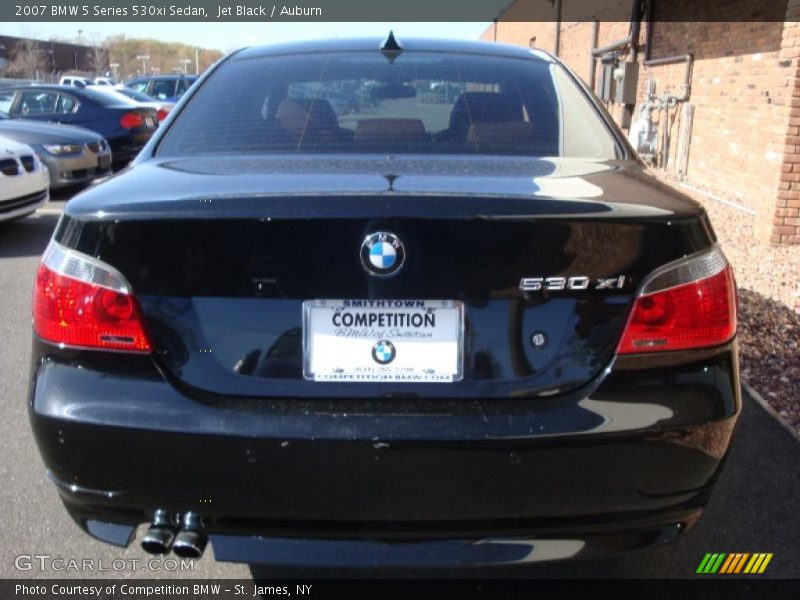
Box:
33, 241, 151, 352
617, 246, 737, 354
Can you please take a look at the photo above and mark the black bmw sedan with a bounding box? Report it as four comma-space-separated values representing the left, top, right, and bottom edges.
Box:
29, 36, 739, 567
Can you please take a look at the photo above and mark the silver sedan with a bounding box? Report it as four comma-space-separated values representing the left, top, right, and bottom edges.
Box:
0, 113, 112, 189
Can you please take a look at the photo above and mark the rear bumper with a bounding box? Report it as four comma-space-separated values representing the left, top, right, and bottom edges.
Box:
29, 340, 740, 566
107, 132, 152, 164
54, 481, 703, 566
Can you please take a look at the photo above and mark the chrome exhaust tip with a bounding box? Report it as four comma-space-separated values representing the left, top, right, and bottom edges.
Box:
171, 511, 207, 559
140, 509, 177, 555
141, 527, 176, 555
172, 530, 208, 559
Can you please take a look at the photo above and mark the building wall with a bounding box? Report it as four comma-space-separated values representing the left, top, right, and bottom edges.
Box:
0, 35, 100, 79
775, 14, 800, 244
482, 0, 799, 244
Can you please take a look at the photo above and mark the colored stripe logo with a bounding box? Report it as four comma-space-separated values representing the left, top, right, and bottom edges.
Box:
697, 553, 773, 574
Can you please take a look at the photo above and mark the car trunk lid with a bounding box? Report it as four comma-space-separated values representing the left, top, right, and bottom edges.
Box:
56, 156, 713, 398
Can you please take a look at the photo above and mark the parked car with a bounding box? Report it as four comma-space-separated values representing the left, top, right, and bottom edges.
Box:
93, 77, 117, 86
29, 37, 740, 567
87, 85, 174, 123
59, 76, 92, 88
427, 81, 464, 103
0, 112, 111, 189
0, 88, 14, 113
124, 74, 197, 102
2, 85, 158, 166
0, 134, 49, 222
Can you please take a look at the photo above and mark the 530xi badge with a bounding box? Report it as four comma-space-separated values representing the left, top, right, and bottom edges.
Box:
519, 275, 627, 292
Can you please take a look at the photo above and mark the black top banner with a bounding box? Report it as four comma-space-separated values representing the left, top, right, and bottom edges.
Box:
1, 0, 792, 22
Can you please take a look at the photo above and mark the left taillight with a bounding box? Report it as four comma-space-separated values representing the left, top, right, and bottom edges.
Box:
119, 111, 145, 129
617, 245, 737, 354
33, 241, 151, 352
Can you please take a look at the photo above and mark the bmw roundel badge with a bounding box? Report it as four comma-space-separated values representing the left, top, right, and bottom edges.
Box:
371, 340, 396, 365
360, 232, 405, 277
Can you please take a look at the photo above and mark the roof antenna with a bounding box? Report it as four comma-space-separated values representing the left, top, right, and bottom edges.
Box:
380, 30, 403, 59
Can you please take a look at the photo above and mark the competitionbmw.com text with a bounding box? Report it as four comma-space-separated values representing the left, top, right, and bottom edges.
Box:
14, 554, 195, 572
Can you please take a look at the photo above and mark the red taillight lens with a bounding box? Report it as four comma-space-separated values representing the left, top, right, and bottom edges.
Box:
156, 108, 168, 123
119, 111, 145, 129
617, 248, 736, 354
96, 288, 135, 321
33, 243, 151, 352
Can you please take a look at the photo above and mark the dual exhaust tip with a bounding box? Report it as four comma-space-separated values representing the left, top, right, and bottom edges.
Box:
140, 510, 207, 559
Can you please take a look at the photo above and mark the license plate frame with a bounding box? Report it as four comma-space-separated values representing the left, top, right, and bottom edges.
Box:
303, 299, 464, 383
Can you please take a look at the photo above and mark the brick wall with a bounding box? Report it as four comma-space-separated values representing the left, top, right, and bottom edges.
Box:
482, 0, 799, 244
775, 9, 800, 244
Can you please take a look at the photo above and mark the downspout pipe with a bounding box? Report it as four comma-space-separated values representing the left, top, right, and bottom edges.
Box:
629, 0, 642, 61
589, 20, 599, 91
554, 0, 562, 57
645, 0, 654, 61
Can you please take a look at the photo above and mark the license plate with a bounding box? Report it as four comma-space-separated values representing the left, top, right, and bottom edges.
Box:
303, 299, 463, 383
145, 116, 156, 128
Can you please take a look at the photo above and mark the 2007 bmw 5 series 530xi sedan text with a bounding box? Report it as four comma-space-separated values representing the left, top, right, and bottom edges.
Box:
28, 35, 740, 567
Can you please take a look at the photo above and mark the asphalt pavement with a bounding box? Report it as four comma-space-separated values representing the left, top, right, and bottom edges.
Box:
0, 196, 798, 580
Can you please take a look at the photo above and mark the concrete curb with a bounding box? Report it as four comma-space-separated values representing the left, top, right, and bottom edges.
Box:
742, 380, 800, 443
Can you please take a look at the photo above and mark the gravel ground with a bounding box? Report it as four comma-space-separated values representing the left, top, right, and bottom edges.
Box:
661, 175, 800, 434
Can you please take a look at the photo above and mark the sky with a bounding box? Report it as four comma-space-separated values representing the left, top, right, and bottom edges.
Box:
2, 22, 492, 52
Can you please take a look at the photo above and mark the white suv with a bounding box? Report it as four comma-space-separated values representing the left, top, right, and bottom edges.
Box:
0, 135, 50, 222
59, 76, 92, 88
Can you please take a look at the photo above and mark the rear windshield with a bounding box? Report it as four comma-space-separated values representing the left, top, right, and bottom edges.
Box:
80, 88, 138, 107
116, 88, 156, 102
157, 51, 619, 158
